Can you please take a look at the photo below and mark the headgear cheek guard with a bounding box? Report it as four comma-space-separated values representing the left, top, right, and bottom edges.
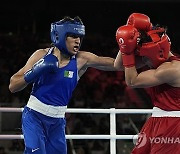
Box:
137, 28, 171, 68
50, 17, 85, 56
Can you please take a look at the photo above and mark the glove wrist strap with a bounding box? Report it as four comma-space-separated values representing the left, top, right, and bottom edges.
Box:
122, 54, 135, 68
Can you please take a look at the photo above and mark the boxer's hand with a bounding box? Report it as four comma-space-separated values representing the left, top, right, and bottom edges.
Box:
127, 13, 152, 32
116, 25, 139, 67
24, 54, 59, 83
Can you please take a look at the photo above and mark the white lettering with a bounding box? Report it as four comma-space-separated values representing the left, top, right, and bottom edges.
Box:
149, 137, 155, 143
154, 137, 161, 144
161, 137, 167, 144
32, 148, 39, 152
174, 138, 180, 144
168, 137, 174, 144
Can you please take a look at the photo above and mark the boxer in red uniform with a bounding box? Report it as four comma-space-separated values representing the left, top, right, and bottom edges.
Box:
116, 13, 180, 154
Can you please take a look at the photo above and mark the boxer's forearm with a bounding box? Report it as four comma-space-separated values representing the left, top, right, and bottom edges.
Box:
9, 74, 28, 93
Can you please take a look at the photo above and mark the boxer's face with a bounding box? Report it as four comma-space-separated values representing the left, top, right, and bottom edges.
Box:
66, 34, 81, 55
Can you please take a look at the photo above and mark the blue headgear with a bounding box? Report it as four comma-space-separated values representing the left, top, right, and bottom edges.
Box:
50, 17, 85, 56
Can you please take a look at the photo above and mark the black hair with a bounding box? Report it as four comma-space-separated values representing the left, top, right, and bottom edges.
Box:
138, 24, 167, 46
59, 16, 83, 25
138, 31, 152, 46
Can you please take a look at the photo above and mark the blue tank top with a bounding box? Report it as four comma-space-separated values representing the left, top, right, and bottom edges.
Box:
31, 48, 78, 106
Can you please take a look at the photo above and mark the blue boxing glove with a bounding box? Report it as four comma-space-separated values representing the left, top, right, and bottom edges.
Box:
24, 54, 59, 83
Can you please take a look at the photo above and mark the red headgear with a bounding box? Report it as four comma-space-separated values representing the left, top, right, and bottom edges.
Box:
137, 27, 171, 68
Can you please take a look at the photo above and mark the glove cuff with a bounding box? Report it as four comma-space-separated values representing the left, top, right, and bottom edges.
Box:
24, 69, 34, 84
122, 54, 135, 68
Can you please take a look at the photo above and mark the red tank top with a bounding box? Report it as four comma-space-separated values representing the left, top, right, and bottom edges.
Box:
148, 56, 180, 111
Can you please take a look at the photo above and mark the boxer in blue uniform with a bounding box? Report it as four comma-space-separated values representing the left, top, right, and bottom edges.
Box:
9, 16, 123, 154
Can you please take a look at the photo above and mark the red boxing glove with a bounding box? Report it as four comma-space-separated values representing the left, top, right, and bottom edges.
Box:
116, 25, 139, 67
127, 13, 152, 32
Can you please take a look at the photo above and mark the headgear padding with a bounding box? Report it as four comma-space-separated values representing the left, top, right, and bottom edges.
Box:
50, 17, 85, 56
137, 27, 171, 68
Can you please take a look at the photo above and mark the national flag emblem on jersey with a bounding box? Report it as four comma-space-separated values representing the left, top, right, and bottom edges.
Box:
64, 70, 74, 78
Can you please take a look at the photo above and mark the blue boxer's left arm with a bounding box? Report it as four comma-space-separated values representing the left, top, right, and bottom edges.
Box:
24, 54, 59, 83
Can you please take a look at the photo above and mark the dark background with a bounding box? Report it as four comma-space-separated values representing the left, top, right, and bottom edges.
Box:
0, 0, 180, 50
0, 0, 180, 118
0, 1, 180, 153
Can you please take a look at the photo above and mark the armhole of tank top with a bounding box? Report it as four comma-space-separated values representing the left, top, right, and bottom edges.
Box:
73, 55, 80, 81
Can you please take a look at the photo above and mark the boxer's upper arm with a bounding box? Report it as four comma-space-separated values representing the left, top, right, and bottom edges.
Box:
126, 62, 179, 88
155, 62, 180, 85
23, 49, 48, 73
78, 51, 115, 71
9, 49, 47, 93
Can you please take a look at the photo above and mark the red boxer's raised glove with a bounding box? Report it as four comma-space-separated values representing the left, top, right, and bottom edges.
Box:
116, 25, 139, 67
127, 13, 152, 31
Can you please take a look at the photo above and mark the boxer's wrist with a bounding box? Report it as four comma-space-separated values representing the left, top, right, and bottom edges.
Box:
121, 54, 135, 67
